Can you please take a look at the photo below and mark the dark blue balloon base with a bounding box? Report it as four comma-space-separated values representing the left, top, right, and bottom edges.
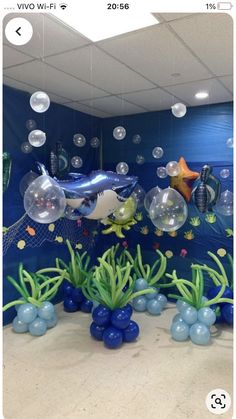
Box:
62, 281, 93, 313
90, 304, 139, 349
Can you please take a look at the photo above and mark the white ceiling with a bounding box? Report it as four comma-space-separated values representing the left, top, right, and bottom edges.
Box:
3, 12, 233, 118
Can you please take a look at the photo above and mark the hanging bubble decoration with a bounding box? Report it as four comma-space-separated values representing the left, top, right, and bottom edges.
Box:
64, 205, 81, 220
132, 134, 142, 144
28, 130, 46, 147
136, 155, 145, 165
215, 190, 233, 216
30, 91, 50, 113
90, 137, 100, 148
226, 137, 233, 148
71, 156, 83, 168
131, 184, 146, 209
26, 119, 37, 131
220, 169, 230, 179
73, 133, 86, 147
149, 187, 188, 232
116, 162, 129, 175
157, 167, 167, 178
152, 147, 163, 159
24, 175, 66, 224
166, 161, 180, 177
171, 103, 187, 118
21, 141, 33, 154
144, 186, 162, 212
19, 171, 39, 197
113, 126, 126, 140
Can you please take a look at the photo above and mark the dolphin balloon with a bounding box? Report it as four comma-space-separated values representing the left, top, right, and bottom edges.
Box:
36, 163, 138, 220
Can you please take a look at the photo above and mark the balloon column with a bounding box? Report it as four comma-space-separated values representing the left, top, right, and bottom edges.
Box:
192, 165, 221, 213
23, 163, 138, 223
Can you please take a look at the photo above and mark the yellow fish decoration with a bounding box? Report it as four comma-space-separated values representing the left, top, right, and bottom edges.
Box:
165, 250, 173, 259
17, 240, 26, 250
75, 243, 83, 250
48, 223, 55, 232
154, 229, 163, 237
55, 236, 63, 243
217, 248, 226, 257
168, 231, 177, 238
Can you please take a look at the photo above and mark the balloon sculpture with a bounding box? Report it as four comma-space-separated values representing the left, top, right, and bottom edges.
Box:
170, 157, 199, 202
192, 165, 221, 213
101, 197, 137, 238
23, 162, 138, 223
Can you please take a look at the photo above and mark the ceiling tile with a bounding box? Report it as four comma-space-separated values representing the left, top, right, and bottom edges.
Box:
120, 88, 180, 111
165, 78, 233, 106
159, 13, 193, 22
3, 45, 33, 68
97, 24, 211, 87
63, 102, 112, 118
4, 60, 109, 101
218, 76, 233, 93
3, 76, 72, 104
3, 13, 90, 59
81, 96, 147, 116
45, 45, 155, 94
169, 14, 233, 76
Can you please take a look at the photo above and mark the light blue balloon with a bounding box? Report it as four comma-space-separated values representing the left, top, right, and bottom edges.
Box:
156, 294, 167, 309
172, 313, 184, 324
18, 303, 38, 324
12, 316, 28, 333
176, 300, 190, 312
38, 301, 55, 320
134, 278, 149, 291
146, 299, 162, 315
201, 296, 208, 303
14, 297, 25, 312
145, 287, 158, 300
45, 313, 58, 329
133, 296, 147, 312
189, 322, 210, 345
29, 317, 47, 336
171, 320, 189, 341
181, 306, 198, 325
197, 307, 216, 327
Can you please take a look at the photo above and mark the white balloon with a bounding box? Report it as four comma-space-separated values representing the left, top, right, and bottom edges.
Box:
156, 167, 167, 178
19, 171, 39, 197
220, 169, 230, 179
132, 184, 146, 209
26, 119, 37, 130
113, 126, 126, 140
21, 142, 32, 154
90, 137, 100, 148
73, 133, 86, 147
171, 103, 187, 118
24, 175, 66, 224
30, 91, 50, 113
116, 162, 129, 175
71, 156, 83, 168
166, 161, 180, 177
132, 134, 142, 144
215, 190, 233, 216
226, 137, 233, 148
28, 130, 46, 147
136, 154, 145, 165
144, 186, 162, 212
152, 147, 163, 159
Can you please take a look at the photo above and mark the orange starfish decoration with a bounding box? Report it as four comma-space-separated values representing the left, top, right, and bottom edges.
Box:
170, 157, 199, 202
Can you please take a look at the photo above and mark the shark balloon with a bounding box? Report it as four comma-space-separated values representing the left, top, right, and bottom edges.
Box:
23, 162, 138, 223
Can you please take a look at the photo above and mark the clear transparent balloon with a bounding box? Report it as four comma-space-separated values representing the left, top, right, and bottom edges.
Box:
136, 154, 145, 165
28, 130, 46, 147
149, 187, 188, 231
166, 161, 180, 176
30, 91, 50, 113
21, 141, 33, 154
24, 175, 66, 223
26, 119, 37, 130
132, 134, 141, 144
226, 137, 233, 148
64, 205, 81, 220
171, 103, 187, 118
19, 171, 39, 197
73, 133, 86, 147
220, 169, 230, 179
132, 184, 146, 208
71, 156, 83, 168
144, 186, 162, 212
156, 166, 167, 178
116, 162, 129, 175
90, 137, 100, 148
112, 197, 137, 222
113, 126, 126, 140
215, 190, 233, 216
152, 147, 163, 159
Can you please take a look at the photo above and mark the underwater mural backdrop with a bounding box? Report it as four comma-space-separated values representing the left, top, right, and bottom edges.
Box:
3, 83, 233, 348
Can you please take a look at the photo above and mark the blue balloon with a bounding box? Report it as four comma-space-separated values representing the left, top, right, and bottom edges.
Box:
90, 322, 106, 340
197, 307, 216, 326
146, 299, 162, 315
134, 278, 148, 291
29, 317, 47, 336
36, 162, 138, 221
156, 294, 167, 308
171, 320, 189, 341
12, 316, 28, 333
133, 296, 147, 312
123, 321, 140, 342
103, 326, 123, 349
45, 313, 58, 329
181, 306, 198, 325
18, 303, 38, 324
145, 287, 159, 300
37, 301, 55, 320
189, 322, 210, 345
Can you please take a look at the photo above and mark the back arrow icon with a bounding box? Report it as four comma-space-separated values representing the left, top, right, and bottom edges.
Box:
16, 27, 21, 36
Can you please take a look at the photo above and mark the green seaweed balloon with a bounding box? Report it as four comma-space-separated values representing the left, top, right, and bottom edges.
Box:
3, 263, 65, 311
82, 246, 154, 310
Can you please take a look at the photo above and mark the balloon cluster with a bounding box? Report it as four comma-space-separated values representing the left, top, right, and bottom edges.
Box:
133, 279, 167, 315
13, 301, 57, 336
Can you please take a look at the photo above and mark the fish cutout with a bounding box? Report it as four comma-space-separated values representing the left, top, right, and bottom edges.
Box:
25, 225, 36, 236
